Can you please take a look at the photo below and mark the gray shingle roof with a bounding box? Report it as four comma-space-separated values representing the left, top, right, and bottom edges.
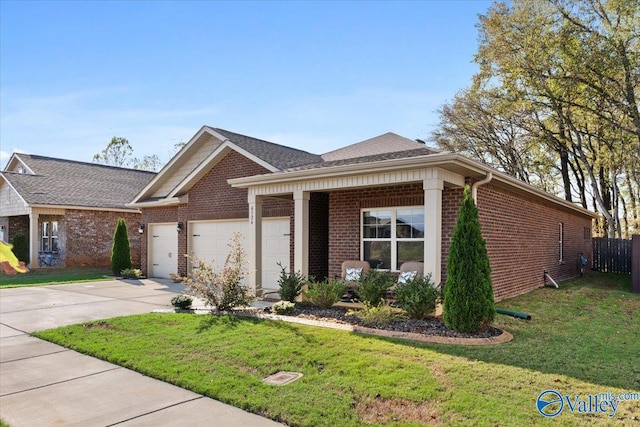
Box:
2, 154, 156, 209
287, 147, 438, 171
321, 132, 432, 162
210, 127, 323, 170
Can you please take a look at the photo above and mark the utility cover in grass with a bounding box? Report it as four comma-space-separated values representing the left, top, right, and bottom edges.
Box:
262, 371, 303, 386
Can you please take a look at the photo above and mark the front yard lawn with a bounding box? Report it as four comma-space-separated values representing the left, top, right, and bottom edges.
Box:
34, 273, 640, 426
0, 267, 111, 288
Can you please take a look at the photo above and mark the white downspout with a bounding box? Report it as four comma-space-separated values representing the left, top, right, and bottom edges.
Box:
471, 172, 493, 203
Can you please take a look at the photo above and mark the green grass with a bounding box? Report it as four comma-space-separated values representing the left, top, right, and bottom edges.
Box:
34, 273, 640, 426
0, 266, 112, 288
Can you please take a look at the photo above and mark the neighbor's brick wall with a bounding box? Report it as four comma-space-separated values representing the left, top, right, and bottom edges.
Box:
64, 210, 142, 268
328, 182, 592, 302
7, 216, 29, 242
139, 151, 293, 276
328, 184, 424, 279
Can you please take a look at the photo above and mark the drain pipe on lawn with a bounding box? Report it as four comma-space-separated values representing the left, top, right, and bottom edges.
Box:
544, 270, 559, 288
472, 171, 493, 203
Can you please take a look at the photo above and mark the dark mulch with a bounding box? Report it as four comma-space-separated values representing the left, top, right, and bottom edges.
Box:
272, 304, 502, 339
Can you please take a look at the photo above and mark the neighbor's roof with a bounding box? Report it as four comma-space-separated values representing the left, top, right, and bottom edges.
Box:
1, 154, 156, 210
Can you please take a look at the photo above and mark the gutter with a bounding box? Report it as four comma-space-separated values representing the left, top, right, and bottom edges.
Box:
471, 172, 493, 203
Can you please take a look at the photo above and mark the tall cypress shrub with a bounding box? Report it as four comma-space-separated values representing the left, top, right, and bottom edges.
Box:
443, 185, 495, 333
111, 218, 132, 276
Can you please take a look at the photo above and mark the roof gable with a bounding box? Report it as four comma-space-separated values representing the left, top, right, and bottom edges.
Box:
321, 132, 434, 162
1, 154, 155, 210
130, 126, 321, 205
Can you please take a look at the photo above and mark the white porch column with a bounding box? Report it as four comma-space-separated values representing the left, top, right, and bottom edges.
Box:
248, 193, 263, 296
29, 211, 39, 268
423, 178, 443, 286
293, 190, 310, 277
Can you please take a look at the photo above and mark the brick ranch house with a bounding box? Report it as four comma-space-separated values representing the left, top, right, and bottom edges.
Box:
129, 126, 594, 301
0, 153, 155, 268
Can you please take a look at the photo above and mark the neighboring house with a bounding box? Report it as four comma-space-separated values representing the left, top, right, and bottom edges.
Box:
129, 126, 595, 301
0, 154, 155, 268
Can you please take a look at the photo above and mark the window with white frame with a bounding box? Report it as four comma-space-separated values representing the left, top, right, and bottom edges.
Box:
558, 222, 564, 263
42, 221, 59, 252
362, 207, 424, 270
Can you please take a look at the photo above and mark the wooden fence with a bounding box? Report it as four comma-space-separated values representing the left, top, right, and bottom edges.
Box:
592, 237, 633, 274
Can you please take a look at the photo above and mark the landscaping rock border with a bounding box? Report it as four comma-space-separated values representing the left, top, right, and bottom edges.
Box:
158, 307, 513, 346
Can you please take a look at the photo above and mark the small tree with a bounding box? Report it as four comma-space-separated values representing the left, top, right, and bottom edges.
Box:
443, 186, 495, 333
11, 233, 29, 265
111, 218, 132, 276
184, 233, 255, 311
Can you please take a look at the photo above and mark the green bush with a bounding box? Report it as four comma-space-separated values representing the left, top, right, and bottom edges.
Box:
11, 233, 29, 265
394, 274, 439, 319
443, 186, 495, 333
171, 295, 193, 309
303, 279, 347, 309
120, 268, 142, 279
348, 305, 403, 327
358, 269, 394, 307
111, 218, 132, 276
277, 262, 306, 303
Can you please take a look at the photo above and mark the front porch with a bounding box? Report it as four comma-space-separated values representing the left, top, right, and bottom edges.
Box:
232, 166, 466, 296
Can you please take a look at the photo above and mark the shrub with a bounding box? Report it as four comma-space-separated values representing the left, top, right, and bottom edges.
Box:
171, 294, 193, 309
277, 262, 306, 303
184, 233, 255, 311
11, 233, 29, 265
358, 269, 394, 307
111, 218, 132, 276
169, 272, 183, 283
348, 304, 403, 327
120, 268, 142, 279
271, 300, 296, 315
394, 274, 439, 319
303, 279, 347, 309
443, 186, 495, 333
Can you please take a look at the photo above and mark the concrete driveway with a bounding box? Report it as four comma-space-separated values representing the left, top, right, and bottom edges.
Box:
0, 279, 283, 426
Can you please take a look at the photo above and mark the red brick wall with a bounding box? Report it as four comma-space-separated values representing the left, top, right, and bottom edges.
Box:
139, 151, 293, 276
64, 210, 142, 268
7, 216, 29, 242
328, 182, 593, 301
472, 183, 592, 301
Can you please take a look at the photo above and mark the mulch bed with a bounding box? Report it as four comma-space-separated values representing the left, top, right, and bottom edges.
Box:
274, 305, 503, 340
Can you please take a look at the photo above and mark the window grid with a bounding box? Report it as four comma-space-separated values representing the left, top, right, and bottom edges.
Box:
362, 207, 424, 271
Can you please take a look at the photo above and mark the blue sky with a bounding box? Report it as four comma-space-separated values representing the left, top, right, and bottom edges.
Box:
1, 0, 493, 169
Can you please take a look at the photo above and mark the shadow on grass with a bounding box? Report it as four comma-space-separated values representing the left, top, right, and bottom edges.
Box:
361, 273, 640, 391
195, 312, 320, 344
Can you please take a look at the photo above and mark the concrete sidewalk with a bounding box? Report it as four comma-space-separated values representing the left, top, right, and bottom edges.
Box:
0, 279, 283, 426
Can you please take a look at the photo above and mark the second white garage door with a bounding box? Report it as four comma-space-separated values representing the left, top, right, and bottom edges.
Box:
189, 218, 290, 292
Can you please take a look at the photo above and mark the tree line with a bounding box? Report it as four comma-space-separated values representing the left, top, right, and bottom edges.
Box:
93, 137, 186, 172
430, 0, 639, 238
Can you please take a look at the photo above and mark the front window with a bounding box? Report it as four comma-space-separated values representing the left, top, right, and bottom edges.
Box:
41, 221, 59, 252
362, 207, 424, 270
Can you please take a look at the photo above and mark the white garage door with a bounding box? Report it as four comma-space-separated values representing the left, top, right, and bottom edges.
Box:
189, 218, 290, 293
148, 223, 178, 278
